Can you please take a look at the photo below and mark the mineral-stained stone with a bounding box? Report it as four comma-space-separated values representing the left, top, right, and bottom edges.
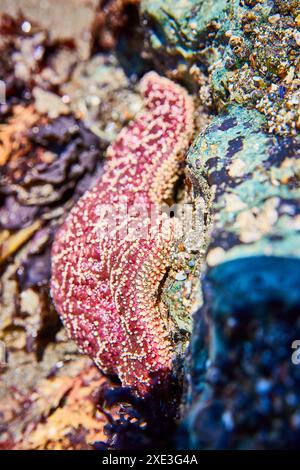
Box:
187, 105, 300, 263
211, 0, 300, 135
0, 0, 100, 60
142, 0, 300, 135
180, 105, 300, 449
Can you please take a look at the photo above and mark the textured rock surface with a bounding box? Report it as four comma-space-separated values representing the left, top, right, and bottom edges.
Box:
187, 105, 300, 262
142, 0, 300, 135
211, 0, 300, 135
141, 0, 230, 72
60, 54, 143, 142
181, 106, 300, 449
0, 0, 100, 59
1, 0, 299, 450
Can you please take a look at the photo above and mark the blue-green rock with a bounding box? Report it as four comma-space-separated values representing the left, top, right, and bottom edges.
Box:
141, 0, 232, 72
180, 106, 300, 449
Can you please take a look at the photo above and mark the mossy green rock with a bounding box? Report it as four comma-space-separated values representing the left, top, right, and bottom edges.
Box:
142, 0, 300, 134
141, 0, 233, 70
187, 105, 300, 263
180, 106, 300, 449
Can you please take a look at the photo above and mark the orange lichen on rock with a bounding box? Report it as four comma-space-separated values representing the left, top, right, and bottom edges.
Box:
51, 72, 194, 395
0, 105, 39, 166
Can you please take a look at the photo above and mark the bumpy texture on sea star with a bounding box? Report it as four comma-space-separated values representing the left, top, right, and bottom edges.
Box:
51, 72, 194, 395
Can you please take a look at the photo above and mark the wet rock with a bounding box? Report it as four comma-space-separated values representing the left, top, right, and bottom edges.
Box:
0, 0, 100, 60
142, 0, 300, 135
211, 0, 300, 135
181, 106, 300, 449
141, 0, 230, 75
60, 54, 143, 142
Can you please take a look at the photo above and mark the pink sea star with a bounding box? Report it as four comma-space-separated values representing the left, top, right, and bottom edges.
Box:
51, 72, 194, 395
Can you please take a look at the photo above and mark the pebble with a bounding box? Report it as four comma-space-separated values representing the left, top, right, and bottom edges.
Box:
175, 271, 187, 281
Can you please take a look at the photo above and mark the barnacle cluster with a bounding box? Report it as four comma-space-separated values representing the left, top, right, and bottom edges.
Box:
0, 0, 299, 451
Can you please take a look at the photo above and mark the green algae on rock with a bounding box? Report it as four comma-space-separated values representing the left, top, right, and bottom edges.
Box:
141, 0, 231, 82
142, 0, 300, 135
187, 105, 300, 264
181, 105, 300, 449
